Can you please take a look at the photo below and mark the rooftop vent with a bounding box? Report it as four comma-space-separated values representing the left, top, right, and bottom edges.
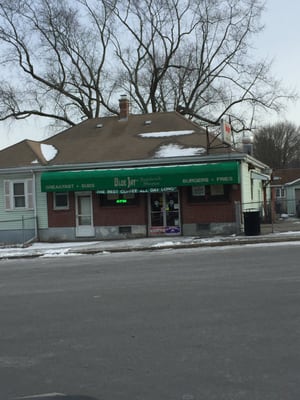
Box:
242, 137, 253, 156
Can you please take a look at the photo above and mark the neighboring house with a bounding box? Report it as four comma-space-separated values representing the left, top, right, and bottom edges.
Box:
272, 168, 300, 216
0, 97, 271, 244
0, 141, 51, 244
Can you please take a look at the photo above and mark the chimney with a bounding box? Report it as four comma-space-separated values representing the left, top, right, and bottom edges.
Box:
119, 95, 130, 120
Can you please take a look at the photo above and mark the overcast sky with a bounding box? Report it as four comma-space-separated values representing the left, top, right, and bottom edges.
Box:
0, 0, 299, 150
255, 0, 300, 124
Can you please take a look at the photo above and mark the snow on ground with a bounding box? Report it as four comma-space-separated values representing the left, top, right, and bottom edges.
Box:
31, 241, 99, 250
1, 233, 300, 259
0, 241, 99, 259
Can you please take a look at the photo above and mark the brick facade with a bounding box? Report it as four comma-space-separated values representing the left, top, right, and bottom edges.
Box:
48, 186, 241, 229
180, 186, 241, 224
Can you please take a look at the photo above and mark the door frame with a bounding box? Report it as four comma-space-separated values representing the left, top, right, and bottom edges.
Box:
75, 191, 95, 237
148, 190, 181, 236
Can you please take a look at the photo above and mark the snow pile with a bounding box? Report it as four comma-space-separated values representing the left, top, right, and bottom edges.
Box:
34, 241, 99, 258
151, 240, 183, 248
40, 249, 79, 258
0, 241, 98, 259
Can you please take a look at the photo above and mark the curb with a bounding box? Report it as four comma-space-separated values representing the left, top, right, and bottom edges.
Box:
1, 235, 300, 260
72, 235, 300, 255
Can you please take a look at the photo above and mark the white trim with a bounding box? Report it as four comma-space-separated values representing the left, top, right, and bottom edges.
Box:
53, 192, 70, 210
4, 178, 34, 211
285, 178, 300, 186
75, 192, 95, 237
251, 171, 269, 181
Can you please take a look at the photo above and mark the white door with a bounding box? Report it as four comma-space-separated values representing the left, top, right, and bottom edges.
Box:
75, 192, 95, 237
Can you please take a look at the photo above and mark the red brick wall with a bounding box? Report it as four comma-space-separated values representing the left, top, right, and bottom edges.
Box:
47, 192, 76, 227
180, 185, 241, 224
92, 193, 147, 226
47, 187, 241, 228
48, 192, 148, 227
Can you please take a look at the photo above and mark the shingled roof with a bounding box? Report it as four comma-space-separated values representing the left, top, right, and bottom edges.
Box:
0, 140, 52, 168
0, 111, 232, 168
272, 168, 300, 185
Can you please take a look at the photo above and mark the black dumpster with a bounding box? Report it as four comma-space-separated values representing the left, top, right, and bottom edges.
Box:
296, 201, 300, 218
243, 210, 261, 236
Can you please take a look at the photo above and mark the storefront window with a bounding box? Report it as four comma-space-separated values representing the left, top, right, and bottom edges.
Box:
189, 185, 230, 202
99, 193, 139, 206
149, 191, 181, 235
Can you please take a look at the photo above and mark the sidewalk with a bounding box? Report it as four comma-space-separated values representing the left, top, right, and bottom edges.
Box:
1, 218, 300, 260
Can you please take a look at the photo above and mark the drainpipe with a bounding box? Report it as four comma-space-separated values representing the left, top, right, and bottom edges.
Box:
32, 170, 39, 242
238, 161, 244, 234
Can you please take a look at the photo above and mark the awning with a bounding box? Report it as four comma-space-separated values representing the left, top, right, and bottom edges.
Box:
41, 161, 240, 192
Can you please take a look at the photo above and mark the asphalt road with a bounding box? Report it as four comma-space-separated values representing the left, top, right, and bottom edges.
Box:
1, 243, 300, 400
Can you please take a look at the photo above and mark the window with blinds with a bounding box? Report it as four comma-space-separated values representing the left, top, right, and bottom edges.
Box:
4, 179, 34, 210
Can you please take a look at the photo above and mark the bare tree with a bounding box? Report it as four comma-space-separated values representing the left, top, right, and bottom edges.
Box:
253, 122, 300, 168
0, 0, 296, 134
0, 0, 115, 129
110, 0, 294, 132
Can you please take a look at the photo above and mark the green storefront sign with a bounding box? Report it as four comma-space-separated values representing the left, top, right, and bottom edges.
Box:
41, 162, 240, 193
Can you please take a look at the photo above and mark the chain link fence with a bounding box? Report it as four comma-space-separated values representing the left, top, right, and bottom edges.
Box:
239, 199, 300, 235
0, 216, 38, 246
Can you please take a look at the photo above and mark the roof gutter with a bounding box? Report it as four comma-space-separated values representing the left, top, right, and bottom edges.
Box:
0, 152, 269, 175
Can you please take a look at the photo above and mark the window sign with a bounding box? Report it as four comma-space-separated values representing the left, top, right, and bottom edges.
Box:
107, 193, 119, 201
210, 185, 224, 196
100, 193, 139, 206
124, 193, 135, 199
116, 199, 127, 204
192, 186, 205, 196
189, 185, 230, 202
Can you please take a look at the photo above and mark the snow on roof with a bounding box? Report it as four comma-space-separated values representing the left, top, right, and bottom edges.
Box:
154, 144, 206, 158
41, 143, 58, 162
139, 130, 194, 138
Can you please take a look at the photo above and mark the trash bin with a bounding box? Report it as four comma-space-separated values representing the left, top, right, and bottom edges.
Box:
296, 201, 300, 218
243, 210, 261, 236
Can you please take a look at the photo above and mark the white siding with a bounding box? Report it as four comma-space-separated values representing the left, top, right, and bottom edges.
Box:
286, 184, 300, 215
35, 172, 49, 229
0, 174, 35, 230
0, 173, 49, 231
240, 161, 266, 211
